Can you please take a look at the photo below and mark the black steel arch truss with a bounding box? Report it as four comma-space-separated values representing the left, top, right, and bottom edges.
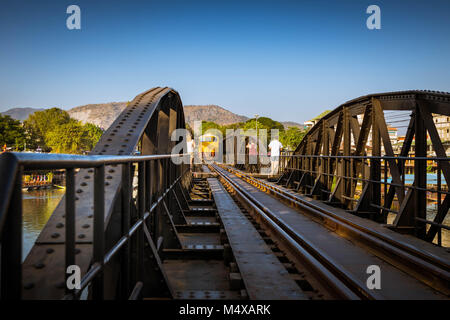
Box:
20, 87, 190, 299
278, 90, 450, 244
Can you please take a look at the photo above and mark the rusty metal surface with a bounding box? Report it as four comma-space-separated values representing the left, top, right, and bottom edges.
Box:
208, 178, 306, 300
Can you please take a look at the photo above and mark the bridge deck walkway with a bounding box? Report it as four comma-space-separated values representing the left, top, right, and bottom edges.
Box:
208, 177, 306, 300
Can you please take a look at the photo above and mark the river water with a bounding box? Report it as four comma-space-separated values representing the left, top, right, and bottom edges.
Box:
22, 188, 65, 259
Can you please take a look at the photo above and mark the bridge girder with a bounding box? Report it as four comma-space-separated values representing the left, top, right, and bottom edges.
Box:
279, 90, 450, 243
21, 87, 188, 299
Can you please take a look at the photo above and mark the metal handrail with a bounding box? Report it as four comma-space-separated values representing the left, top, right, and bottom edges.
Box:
276, 153, 450, 245
0, 151, 190, 299
10, 152, 189, 167
280, 154, 450, 161
0, 152, 188, 235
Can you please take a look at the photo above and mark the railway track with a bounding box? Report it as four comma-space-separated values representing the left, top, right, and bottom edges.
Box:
210, 164, 450, 300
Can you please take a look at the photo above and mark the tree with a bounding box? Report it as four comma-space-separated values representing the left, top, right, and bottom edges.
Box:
243, 117, 284, 142
185, 123, 194, 138
223, 122, 245, 131
280, 126, 308, 151
45, 119, 103, 154
0, 114, 26, 150
199, 121, 223, 135
82, 123, 103, 151
23, 108, 71, 151
245, 117, 284, 132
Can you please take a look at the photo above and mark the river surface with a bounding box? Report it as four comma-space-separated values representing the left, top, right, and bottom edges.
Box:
22, 188, 65, 259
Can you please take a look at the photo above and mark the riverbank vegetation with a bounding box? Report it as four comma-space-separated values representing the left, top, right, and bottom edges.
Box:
0, 108, 103, 154
196, 117, 308, 151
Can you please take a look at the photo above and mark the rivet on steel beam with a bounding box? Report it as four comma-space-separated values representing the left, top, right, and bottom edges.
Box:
46, 248, 54, 254
56, 222, 64, 228
75, 248, 81, 254
51, 233, 60, 238
34, 262, 45, 269
78, 234, 86, 239
80, 182, 87, 186
76, 189, 83, 193
82, 224, 90, 229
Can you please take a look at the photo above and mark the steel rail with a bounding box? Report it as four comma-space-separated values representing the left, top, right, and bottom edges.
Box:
225, 166, 450, 295
210, 164, 380, 300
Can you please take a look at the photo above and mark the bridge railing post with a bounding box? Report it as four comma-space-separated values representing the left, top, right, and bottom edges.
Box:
120, 162, 131, 299
0, 163, 22, 300
137, 161, 146, 285
65, 168, 76, 296
92, 164, 105, 300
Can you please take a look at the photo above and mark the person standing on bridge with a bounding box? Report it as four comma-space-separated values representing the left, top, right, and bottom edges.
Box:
268, 137, 283, 176
246, 138, 258, 173
187, 136, 195, 170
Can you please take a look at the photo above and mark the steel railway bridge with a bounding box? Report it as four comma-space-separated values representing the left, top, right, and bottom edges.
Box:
0, 87, 449, 300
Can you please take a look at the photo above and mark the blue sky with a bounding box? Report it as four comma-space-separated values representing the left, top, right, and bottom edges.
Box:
1, 0, 449, 123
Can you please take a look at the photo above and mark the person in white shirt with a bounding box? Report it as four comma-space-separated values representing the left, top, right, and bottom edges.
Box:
268, 138, 283, 175
187, 138, 195, 168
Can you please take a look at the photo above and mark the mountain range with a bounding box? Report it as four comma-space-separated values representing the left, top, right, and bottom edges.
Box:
1, 103, 303, 130
1, 107, 45, 121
